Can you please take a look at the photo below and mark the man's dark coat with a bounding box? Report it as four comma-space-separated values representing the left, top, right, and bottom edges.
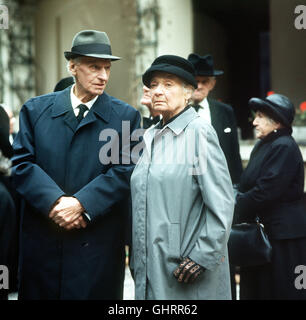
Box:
12, 86, 141, 299
208, 98, 243, 184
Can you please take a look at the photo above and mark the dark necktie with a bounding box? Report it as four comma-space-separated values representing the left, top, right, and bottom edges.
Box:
143, 116, 160, 129
76, 104, 88, 124
192, 104, 201, 112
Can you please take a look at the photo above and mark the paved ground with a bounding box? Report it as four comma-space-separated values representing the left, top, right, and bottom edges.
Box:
123, 266, 135, 300
9, 266, 135, 300
9, 267, 239, 300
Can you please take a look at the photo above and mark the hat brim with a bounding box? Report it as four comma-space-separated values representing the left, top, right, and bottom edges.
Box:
64, 51, 121, 61
195, 70, 224, 77
249, 97, 291, 127
142, 64, 197, 89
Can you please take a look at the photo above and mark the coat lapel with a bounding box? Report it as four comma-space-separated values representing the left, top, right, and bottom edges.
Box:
51, 87, 78, 132
51, 89, 112, 133
208, 99, 218, 130
166, 107, 199, 136
77, 93, 111, 130
208, 98, 223, 135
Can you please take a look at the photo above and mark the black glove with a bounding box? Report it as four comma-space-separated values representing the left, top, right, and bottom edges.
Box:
173, 257, 205, 283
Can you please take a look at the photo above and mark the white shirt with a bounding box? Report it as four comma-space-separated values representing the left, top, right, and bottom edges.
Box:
70, 84, 99, 118
197, 98, 211, 124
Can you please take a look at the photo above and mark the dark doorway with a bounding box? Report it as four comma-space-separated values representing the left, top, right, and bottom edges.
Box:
192, 0, 270, 139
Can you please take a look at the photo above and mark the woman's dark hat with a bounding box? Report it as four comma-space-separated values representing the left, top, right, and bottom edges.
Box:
142, 55, 198, 89
187, 53, 224, 76
64, 30, 121, 61
53, 76, 75, 92
0, 105, 13, 158
249, 94, 295, 128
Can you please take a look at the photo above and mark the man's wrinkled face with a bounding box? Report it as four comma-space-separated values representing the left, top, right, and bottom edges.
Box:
191, 75, 216, 104
69, 56, 111, 98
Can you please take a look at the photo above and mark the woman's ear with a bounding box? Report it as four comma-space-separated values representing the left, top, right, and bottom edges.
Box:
183, 85, 193, 100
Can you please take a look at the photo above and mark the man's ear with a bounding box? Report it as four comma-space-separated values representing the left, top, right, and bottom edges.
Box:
69, 60, 77, 76
208, 78, 216, 91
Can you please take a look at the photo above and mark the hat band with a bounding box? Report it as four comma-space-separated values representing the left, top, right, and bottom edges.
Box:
71, 43, 112, 55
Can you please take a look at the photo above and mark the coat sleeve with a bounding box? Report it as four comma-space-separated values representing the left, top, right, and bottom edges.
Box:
12, 102, 66, 217
235, 141, 299, 221
188, 125, 235, 271
73, 110, 141, 221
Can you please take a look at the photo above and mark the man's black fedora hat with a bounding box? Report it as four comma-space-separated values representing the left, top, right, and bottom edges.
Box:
188, 53, 223, 77
0, 105, 13, 158
142, 55, 197, 89
64, 30, 121, 61
249, 93, 295, 128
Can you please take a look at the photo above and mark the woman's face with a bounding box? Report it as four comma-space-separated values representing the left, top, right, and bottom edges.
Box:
253, 111, 281, 139
149, 72, 191, 123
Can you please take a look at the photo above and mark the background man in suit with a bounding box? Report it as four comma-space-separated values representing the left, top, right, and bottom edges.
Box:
12, 30, 141, 300
188, 53, 243, 299
188, 54, 242, 185
140, 85, 161, 129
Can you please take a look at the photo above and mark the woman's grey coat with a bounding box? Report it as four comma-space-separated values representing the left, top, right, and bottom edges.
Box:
131, 107, 234, 300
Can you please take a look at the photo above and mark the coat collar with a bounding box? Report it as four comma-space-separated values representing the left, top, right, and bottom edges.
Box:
143, 107, 199, 153
51, 86, 73, 117
259, 127, 292, 144
51, 87, 112, 131
161, 107, 199, 136
207, 98, 221, 129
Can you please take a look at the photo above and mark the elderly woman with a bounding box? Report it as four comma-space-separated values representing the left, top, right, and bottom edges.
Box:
130, 55, 235, 300
234, 94, 306, 300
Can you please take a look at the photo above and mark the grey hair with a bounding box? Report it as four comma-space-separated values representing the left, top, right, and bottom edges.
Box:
66, 56, 83, 81
267, 116, 279, 125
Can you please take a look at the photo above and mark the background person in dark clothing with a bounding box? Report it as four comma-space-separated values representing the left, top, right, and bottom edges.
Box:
0, 106, 17, 300
53, 76, 74, 92
234, 94, 306, 300
188, 53, 243, 185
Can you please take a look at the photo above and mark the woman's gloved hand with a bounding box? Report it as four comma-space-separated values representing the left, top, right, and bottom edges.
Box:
173, 257, 205, 283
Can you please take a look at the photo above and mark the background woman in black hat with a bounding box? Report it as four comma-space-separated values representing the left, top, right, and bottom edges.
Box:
0, 106, 17, 300
234, 94, 306, 299
131, 55, 234, 299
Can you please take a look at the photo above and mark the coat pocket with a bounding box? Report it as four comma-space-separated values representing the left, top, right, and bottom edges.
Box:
168, 223, 181, 258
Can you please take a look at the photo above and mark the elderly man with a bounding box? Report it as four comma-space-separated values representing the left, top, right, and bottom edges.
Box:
12, 30, 141, 300
188, 54, 242, 185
